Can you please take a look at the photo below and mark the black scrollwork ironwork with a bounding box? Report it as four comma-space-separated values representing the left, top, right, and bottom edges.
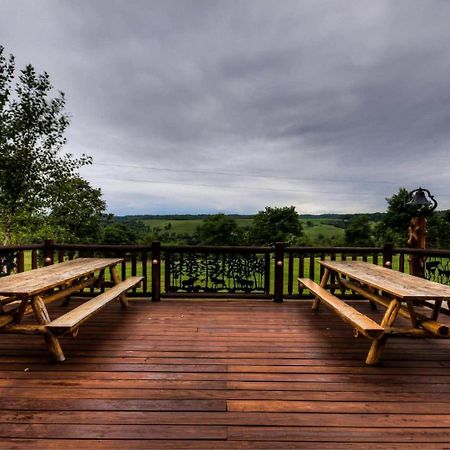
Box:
424, 257, 450, 286
167, 252, 267, 293
0, 251, 18, 277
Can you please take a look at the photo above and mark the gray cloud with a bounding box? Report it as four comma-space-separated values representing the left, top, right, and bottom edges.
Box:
1, 0, 450, 214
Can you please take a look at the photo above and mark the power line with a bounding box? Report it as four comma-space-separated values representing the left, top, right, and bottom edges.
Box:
90, 163, 450, 199
93, 162, 403, 186
89, 175, 391, 197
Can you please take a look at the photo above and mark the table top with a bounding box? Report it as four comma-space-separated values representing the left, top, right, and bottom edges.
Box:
0, 258, 123, 296
320, 260, 450, 300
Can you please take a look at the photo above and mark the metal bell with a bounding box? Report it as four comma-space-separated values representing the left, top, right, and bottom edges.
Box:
409, 187, 432, 206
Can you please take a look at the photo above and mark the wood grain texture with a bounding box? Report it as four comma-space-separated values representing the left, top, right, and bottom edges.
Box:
0, 298, 449, 448
320, 260, 450, 300
46, 276, 143, 333
298, 278, 384, 338
0, 258, 123, 296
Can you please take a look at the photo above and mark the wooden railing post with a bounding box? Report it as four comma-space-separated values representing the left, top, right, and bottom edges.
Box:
382, 243, 393, 268
43, 239, 55, 266
151, 241, 161, 302
274, 242, 285, 303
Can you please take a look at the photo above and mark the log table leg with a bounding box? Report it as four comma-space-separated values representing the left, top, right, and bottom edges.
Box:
110, 266, 129, 309
312, 268, 330, 311
365, 297, 400, 366
31, 295, 65, 362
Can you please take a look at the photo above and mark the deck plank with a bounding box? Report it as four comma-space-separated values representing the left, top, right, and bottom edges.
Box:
0, 299, 450, 447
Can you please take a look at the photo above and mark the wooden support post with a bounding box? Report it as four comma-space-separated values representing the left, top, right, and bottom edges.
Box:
43, 239, 55, 266
408, 216, 426, 278
274, 242, 284, 303
31, 249, 38, 269
17, 251, 25, 273
151, 241, 161, 302
110, 266, 128, 309
382, 243, 393, 268
31, 295, 65, 362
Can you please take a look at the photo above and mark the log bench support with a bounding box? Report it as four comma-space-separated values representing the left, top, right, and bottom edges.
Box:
24, 275, 142, 361
46, 276, 143, 340
338, 277, 450, 338
299, 278, 385, 365
300, 278, 385, 340
299, 276, 450, 366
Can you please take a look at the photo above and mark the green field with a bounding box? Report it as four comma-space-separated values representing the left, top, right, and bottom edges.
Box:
142, 217, 253, 235
142, 217, 345, 244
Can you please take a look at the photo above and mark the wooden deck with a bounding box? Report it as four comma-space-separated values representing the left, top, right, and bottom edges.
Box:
1, 299, 450, 448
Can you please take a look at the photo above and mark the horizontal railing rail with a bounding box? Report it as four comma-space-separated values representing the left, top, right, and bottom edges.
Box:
1, 241, 449, 309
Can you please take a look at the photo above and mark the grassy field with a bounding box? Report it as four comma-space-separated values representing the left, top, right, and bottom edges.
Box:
142, 217, 345, 244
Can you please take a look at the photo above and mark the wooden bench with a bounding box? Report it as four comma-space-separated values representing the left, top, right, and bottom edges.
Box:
298, 278, 384, 339
46, 276, 143, 336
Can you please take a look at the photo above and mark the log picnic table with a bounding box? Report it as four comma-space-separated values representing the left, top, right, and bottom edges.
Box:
299, 260, 450, 365
0, 258, 142, 361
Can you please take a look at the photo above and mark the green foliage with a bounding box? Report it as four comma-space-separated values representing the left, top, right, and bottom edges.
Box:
47, 177, 106, 243
374, 188, 411, 246
102, 218, 148, 245
345, 215, 374, 246
0, 46, 92, 244
125, 214, 347, 246
427, 211, 450, 249
373, 187, 450, 249
197, 214, 244, 245
250, 206, 303, 245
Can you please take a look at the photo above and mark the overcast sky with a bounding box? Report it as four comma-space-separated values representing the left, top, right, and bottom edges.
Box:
1, 0, 450, 215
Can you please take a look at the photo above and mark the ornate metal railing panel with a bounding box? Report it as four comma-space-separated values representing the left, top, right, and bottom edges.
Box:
425, 257, 450, 285
165, 250, 270, 294
0, 250, 18, 277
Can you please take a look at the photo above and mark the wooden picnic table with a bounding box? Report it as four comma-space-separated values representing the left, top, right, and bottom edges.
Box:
299, 260, 450, 365
0, 258, 142, 361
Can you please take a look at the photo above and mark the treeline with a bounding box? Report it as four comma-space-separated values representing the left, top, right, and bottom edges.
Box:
100, 207, 305, 246
98, 190, 450, 248
117, 214, 255, 221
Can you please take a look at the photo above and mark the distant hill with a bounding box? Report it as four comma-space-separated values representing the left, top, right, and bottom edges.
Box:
115, 214, 255, 221
117, 213, 385, 221
111, 213, 385, 246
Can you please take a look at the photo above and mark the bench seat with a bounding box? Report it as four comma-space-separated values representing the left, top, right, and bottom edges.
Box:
0, 314, 14, 328
298, 278, 384, 339
46, 276, 143, 335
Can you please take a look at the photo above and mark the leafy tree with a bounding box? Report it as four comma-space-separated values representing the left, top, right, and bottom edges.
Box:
345, 215, 374, 246
374, 188, 412, 246
197, 214, 243, 245
47, 177, 106, 243
427, 211, 450, 249
0, 46, 91, 244
102, 223, 139, 245
374, 187, 450, 248
102, 218, 148, 244
250, 206, 303, 245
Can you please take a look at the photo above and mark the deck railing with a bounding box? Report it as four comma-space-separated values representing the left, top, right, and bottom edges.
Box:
2, 241, 450, 305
